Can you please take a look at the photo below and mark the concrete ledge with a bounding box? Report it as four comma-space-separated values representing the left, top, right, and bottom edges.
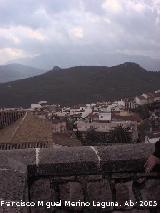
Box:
0, 144, 159, 212
0, 144, 156, 176
98, 143, 155, 173
35, 146, 99, 176
0, 149, 36, 171
0, 144, 159, 213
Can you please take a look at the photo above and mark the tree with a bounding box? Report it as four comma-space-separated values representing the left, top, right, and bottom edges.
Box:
108, 126, 132, 144
85, 128, 100, 145
138, 119, 151, 142
133, 104, 150, 119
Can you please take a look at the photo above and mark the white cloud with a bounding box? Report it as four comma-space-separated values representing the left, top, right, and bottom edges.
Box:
0, 28, 21, 44
127, 1, 146, 13
0, 48, 29, 64
0, 0, 159, 65
102, 0, 146, 14
150, 0, 160, 25
0, 26, 46, 45
15, 26, 46, 41
102, 0, 122, 13
69, 26, 84, 39
103, 17, 111, 24
23, 27, 46, 41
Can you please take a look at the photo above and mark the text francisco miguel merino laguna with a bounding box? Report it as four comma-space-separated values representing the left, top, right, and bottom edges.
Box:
0, 200, 126, 209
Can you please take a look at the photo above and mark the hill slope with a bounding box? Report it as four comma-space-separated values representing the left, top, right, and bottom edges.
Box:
0, 62, 160, 107
0, 64, 44, 83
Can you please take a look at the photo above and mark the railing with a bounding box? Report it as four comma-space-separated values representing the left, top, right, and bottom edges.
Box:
0, 110, 25, 129
0, 141, 48, 150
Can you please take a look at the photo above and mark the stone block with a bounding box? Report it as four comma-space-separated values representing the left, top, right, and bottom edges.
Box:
115, 181, 136, 210
59, 182, 84, 210
30, 179, 53, 213
59, 182, 83, 201
140, 179, 160, 202
87, 180, 113, 211
0, 170, 26, 201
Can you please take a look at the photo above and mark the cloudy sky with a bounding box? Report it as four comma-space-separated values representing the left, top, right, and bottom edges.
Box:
0, 0, 160, 69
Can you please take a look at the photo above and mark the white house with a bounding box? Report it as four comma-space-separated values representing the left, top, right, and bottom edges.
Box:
38, 101, 47, 105
135, 96, 148, 105
154, 92, 160, 102
98, 112, 111, 121
31, 104, 42, 110
117, 99, 125, 107
145, 135, 160, 143
81, 106, 92, 119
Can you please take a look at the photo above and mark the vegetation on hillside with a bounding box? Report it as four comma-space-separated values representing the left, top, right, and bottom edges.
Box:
0, 62, 160, 107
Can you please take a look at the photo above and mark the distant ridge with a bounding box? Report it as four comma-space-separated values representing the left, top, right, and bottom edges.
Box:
10, 52, 160, 71
0, 63, 44, 83
0, 62, 160, 107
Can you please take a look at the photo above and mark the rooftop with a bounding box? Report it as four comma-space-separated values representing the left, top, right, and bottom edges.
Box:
0, 112, 53, 144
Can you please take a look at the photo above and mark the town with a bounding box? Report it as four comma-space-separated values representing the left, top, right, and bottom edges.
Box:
0, 89, 160, 149
1, 0, 160, 212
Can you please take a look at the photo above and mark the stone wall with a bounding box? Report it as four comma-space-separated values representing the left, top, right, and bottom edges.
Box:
0, 144, 160, 213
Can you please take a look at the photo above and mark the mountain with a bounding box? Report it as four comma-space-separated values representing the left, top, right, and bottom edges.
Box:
9, 52, 160, 71
0, 62, 160, 107
0, 64, 44, 83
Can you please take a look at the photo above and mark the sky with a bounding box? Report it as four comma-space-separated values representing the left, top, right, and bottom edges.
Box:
0, 0, 160, 69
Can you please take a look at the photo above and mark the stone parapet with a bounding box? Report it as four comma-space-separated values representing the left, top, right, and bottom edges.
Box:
0, 144, 160, 212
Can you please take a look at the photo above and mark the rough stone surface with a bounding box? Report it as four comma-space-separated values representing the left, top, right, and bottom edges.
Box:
0, 205, 23, 213
38, 146, 99, 176
0, 170, 26, 200
140, 179, 160, 202
97, 144, 155, 173
59, 182, 84, 210
30, 179, 53, 213
0, 149, 36, 170
0, 144, 160, 213
87, 180, 113, 211
116, 183, 129, 206
0, 169, 28, 213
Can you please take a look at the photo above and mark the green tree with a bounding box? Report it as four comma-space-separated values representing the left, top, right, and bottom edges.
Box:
85, 128, 100, 145
108, 126, 132, 144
